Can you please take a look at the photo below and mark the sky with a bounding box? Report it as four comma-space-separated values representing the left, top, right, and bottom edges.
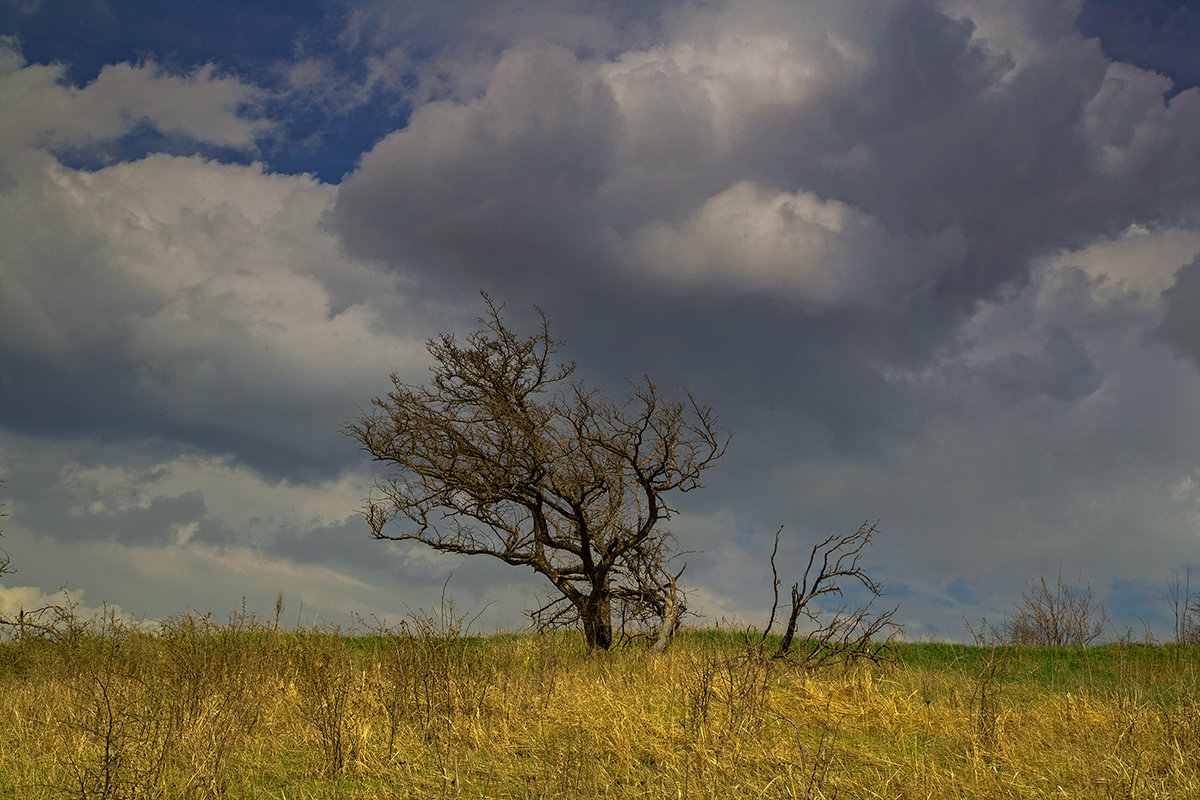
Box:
2, 0, 1199, 641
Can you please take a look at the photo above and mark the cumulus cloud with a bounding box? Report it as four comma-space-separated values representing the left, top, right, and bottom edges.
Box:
0, 39, 484, 483
335, 42, 621, 278
1047, 224, 1200, 304
3, 439, 362, 558
940, 0, 1084, 78
0, 151, 434, 469
331, 0, 1200, 323
50, 452, 363, 537
0, 36, 269, 161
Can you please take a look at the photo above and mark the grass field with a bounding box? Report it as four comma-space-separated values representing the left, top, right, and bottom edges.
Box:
2, 610, 1198, 799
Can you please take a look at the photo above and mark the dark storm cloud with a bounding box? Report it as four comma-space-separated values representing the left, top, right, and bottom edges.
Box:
334, 41, 623, 286
331, 4, 1009, 428
326, 4, 1200, 604
0, 353, 352, 483
1157, 255, 1200, 367
189, 517, 242, 547
266, 516, 389, 573
332, 0, 1200, 343
553, 291, 916, 463
50, 490, 206, 546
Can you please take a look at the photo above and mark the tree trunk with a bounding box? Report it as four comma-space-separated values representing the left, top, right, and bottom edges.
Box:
648, 592, 683, 655
649, 571, 685, 655
580, 593, 613, 651
775, 582, 801, 657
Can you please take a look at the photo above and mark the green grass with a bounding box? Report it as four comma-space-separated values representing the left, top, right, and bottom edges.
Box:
893, 639, 1200, 694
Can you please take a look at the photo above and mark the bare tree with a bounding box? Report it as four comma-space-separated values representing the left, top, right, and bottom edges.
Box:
1007, 569, 1105, 646
761, 521, 901, 665
1166, 568, 1200, 646
345, 297, 728, 651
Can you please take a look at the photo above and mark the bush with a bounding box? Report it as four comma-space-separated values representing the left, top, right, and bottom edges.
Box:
1008, 570, 1105, 646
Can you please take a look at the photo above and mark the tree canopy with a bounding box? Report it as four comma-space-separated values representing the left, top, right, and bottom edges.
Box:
345, 297, 728, 650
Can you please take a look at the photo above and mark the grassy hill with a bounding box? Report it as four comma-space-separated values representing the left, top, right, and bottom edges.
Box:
2, 612, 1197, 798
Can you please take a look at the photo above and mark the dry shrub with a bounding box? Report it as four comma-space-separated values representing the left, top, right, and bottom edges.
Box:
762, 522, 901, 667
158, 609, 272, 788
288, 631, 361, 779
1167, 568, 1200, 646
1008, 569, 1105, 646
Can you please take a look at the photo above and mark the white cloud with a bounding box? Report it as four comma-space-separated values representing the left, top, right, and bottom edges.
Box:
333, 0, 1195, 313
0, 41, 462, 464
0, 38, 269, 159
1084, 61, 1189, 176
1046, 224, 1200, 308
635, 180, 964, 306
0, 148, 433, 456
54, 451, 365, 532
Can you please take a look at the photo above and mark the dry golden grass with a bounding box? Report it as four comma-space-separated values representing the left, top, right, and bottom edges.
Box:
1, 615, 1197, 799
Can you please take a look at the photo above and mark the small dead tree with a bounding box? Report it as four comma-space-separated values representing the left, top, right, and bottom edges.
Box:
1007, 569, 1105, 646
761, 521, 901, 665
1167, 568, 1200, 646
345, 296, 728, 651
0, 480, 9, 580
